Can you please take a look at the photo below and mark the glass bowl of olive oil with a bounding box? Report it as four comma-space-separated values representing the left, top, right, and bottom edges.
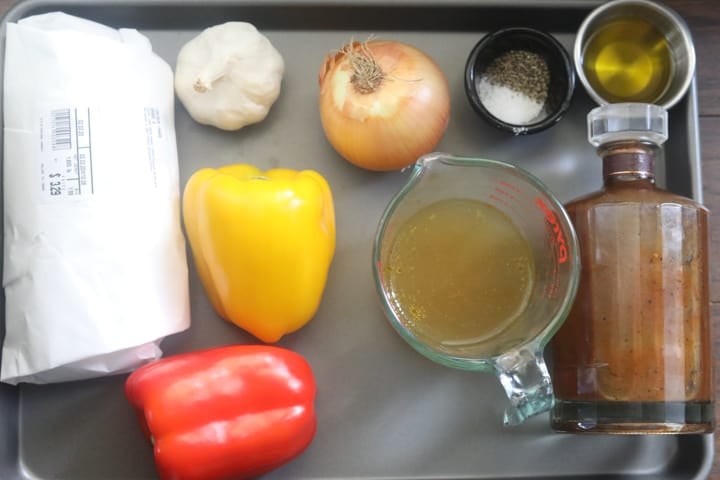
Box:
574, 0, 695, 109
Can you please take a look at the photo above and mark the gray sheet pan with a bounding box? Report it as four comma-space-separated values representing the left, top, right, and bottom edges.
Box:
0, 0, 713, 479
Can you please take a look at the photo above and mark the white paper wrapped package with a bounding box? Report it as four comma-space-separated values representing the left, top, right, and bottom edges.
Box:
1, 12, 191, 384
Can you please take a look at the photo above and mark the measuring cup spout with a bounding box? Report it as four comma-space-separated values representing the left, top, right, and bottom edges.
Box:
493, 345, 554, 426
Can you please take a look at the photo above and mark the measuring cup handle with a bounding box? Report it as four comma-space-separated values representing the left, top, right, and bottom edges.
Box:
492, 346, 554, 426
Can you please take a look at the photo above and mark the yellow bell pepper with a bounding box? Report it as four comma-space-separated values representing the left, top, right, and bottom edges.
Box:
182, 164, 335, 343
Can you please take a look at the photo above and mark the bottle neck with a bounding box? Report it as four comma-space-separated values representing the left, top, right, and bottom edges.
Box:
598, 141, 658, 185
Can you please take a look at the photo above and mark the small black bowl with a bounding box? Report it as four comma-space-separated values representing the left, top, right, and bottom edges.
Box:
464, 27, 575, 135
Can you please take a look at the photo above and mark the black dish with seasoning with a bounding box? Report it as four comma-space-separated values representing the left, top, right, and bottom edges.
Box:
464, 27, 576, 135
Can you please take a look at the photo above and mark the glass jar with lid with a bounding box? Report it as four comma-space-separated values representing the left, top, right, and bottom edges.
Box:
549, 103, 714, 434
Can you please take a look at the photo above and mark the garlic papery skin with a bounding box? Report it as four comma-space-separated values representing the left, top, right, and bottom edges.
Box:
174, 22, 285, 131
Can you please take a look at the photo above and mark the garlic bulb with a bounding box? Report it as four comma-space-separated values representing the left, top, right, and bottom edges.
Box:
174, 22, 285, 131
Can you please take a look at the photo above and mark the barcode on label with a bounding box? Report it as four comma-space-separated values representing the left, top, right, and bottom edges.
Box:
51, 109, 71, 151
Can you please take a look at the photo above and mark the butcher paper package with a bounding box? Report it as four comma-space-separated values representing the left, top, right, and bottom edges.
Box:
1, 12, 191, 384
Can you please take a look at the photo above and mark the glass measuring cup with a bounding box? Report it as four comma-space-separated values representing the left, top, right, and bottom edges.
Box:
373, 152, 580, 425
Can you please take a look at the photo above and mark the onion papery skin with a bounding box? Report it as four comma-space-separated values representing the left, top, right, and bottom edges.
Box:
318, 40, 451, 172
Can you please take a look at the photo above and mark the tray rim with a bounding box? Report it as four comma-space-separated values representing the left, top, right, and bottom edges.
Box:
0, 0, 713, 479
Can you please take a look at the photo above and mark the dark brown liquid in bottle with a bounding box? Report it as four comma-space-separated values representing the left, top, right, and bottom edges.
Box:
550, 145, 714, 434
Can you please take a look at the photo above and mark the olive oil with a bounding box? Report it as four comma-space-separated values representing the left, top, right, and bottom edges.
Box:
581, 18, 673, 103
386, 198, 534, 347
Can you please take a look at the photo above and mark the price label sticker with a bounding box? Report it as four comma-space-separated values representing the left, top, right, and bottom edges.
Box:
38, 107, 94, 202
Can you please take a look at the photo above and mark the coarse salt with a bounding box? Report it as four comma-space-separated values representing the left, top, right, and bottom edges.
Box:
477, 76, 545, 125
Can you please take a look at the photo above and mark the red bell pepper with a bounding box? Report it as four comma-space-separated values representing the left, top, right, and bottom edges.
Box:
125, 345, 317, 480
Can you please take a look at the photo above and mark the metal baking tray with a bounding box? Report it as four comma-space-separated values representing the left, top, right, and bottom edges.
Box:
0, 0, 713, 479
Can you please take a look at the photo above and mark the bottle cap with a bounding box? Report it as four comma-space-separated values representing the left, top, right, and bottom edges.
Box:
587, 103, 668, 147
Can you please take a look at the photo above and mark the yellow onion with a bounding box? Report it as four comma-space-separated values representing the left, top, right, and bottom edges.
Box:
318, 40, 451, 171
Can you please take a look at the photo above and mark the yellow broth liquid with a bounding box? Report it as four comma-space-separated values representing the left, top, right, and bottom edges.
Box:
581, 18, 673, 103
386, 198, 535, 347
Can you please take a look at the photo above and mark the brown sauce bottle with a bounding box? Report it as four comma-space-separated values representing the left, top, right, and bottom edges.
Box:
549, 103, 714, 434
